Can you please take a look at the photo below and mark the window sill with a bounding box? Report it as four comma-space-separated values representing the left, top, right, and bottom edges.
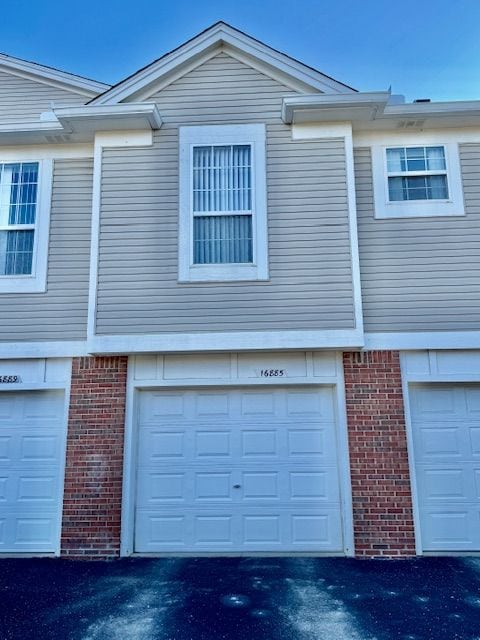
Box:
179, 263, 269, 283
374, 202, 466, 219
0, 275, 47, 294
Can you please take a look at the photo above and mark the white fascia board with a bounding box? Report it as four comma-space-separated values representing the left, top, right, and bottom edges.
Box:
52, 103, 162, 133
0, 341, 88, 359
0, 54, 108, 97
382, 100, 480, 119
88, 330, 364, 355
91, 23, 355, 106
282, 92, 390, 124
365, 331, 480, 351
0, 121, 65, 134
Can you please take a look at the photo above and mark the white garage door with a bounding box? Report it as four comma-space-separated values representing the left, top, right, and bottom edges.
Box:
135, 386, 344, 553
0, 390, 66, 553
410, 384, 480, 551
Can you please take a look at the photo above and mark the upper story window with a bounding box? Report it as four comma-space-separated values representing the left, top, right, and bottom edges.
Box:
0, 159, 52, 293
0, 163, 38, 276
179, 124, 268, 282
371, 141, 465, 219
386, 146, 448, 201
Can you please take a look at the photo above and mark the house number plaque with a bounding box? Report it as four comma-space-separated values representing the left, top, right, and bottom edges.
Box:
0, 375, 21, 383
259, 369, 287, 377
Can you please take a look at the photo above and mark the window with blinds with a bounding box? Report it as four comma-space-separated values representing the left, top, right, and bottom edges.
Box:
179, 123, 268, 282
192, 145, 253, 264
0, 162, 39, 276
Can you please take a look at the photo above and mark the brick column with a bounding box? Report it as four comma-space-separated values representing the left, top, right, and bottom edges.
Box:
343, 351, 416, 557
61, 356, 128, 558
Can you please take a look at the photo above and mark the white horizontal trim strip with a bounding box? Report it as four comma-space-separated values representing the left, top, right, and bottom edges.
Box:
365, 331, 480, 350
89, 330, 364, 354
354, 128, 480, 146
0, 341, 88, 358
0, 144, 93, 159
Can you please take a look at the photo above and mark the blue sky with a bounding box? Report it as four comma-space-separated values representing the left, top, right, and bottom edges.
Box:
2, 0, 480, 102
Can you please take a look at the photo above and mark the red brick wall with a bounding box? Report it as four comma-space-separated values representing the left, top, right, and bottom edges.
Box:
343, 351, 416, 557
61, 356, 128, 558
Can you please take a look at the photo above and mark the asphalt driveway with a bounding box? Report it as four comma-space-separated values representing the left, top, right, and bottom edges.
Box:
1, 557, 480, 640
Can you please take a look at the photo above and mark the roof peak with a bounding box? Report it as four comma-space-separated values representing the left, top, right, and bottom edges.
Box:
90, 22, 355, 106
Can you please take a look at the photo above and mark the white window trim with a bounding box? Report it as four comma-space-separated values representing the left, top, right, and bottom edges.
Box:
372, 141, 465, 219
0, 158, 53, 293
179, 124, 268, 282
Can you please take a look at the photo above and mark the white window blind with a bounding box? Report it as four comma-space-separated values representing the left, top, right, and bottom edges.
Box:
192, 145, 253, 264
0, 162, 38, 276
179, 124, 268, 282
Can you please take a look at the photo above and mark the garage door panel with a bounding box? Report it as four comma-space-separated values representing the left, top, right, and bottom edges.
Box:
135, 508, 343, 552
135, 386, 343, 553
0, 391, 65, 553
0, 434, 63, 467
138, 426, 336, 466
0, 511, 59, 551
417, 467, 479, 502
136, 466, 340, 508
421, 509, 480, 550
411, 384, 480, 551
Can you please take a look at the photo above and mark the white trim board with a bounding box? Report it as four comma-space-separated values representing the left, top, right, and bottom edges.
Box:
0, 144, 93, 159
0, 341, 87, 359
353, 128, 480, 147
120, 350, 354, 556
365, 331, 480, 351
89, 329, 364, 355
399, 355, 423, 555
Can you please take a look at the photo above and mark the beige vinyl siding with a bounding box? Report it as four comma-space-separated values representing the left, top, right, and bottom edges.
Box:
0, 158, 92, 341
0, 70, 87, 124
355, 144, 480, 332
95, 53, 355, 335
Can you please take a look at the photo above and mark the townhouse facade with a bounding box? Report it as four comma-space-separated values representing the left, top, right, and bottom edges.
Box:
1, 22, 480, 558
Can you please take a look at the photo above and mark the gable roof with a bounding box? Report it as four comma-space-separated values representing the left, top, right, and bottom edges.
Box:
0, 51, 110, 97
90, 21, 356, 106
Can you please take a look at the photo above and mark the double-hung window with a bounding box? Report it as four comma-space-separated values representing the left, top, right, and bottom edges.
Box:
179, 124, 268, 282
0, 159, 52, 293
386, 146, 448, 201
371, 141, 465, 218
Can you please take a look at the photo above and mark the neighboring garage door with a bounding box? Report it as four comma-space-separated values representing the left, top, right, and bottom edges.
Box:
0, 390, 66, 553
410, 384, 480, 551
135, 386, 344, 553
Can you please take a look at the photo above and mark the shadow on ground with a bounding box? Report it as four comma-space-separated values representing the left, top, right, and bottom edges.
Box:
0, 557, 480, 639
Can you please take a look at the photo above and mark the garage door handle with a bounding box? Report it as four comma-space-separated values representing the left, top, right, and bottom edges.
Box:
233, 484, 241, 489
